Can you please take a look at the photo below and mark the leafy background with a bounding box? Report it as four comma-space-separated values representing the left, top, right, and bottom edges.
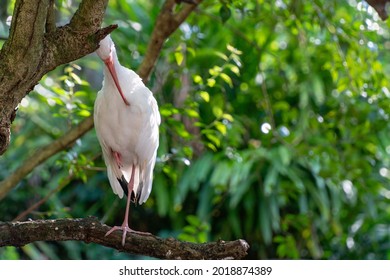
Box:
0, 0, 390, 259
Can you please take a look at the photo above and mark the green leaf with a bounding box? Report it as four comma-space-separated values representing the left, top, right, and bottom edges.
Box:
312, 75, 325, 106
214, 121, 227, 135
205, 132, 221, 147
70, 72, 82, 85
166, 118, 192, 139
278, 146, 291, 166
160, 104, 179, 117
207, 78, 216, 87
212, 106, 223, 118
206, 142, 217, 151
264, 166, 278, 196
220, 73, 233, 87
210, 160, 231, 186
214, 51, 229, 61
193, 75, 203, 84
299, 85, 309, 109
176, 153, 214, 205
77, 109, 91, 117
184, 108, 199, 118
259, 197, 272, 244
222, 113, 234, 122
174, 51, 184, 66
219, 4, 231, 23
229, 65, 240, 75
209, 66, 222, 76
227, 44, 242, 55
199, 91, 210, 102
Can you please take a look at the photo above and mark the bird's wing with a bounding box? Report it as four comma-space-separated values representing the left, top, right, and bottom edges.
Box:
94, 92, 124, 198
132, 90, 160, 204
138, 150, 157, 204
101, 140, 124, 199
152, 93, 161, 126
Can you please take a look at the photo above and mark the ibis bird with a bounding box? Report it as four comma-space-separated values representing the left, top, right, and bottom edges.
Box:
94, 34, 160, 246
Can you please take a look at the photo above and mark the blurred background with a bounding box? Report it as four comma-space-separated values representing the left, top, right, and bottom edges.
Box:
0, 0, 390, 259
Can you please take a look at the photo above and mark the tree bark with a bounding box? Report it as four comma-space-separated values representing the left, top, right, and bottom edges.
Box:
0, 0, 113, 155
366, 0, 390, 20
0, 216, 250, 260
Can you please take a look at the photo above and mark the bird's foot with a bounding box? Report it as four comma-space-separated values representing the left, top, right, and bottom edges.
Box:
105, 225, 151, 246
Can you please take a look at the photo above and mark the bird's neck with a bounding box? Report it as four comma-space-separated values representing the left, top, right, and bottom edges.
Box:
104, 52, 121, 78
103, 52, 131, 105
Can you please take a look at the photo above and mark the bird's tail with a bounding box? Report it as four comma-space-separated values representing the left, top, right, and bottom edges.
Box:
118, 163, 154, 205
117, 175, 138, 203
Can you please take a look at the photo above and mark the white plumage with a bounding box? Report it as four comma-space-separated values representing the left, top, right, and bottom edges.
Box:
94, 35, 160, 245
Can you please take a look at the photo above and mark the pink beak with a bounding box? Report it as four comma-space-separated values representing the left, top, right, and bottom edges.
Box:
104, 54, 130, 106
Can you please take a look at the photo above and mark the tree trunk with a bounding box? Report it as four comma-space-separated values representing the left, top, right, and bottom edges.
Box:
0, 0, 113, 155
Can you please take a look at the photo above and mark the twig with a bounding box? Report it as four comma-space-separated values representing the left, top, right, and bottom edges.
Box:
0, 217, 250, 260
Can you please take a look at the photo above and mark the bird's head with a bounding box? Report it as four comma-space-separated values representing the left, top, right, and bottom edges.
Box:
96, 35, 115, 61
96, 35, 130, 106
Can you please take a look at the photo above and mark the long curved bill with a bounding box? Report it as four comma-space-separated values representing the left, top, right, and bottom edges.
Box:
104, 55, 130, 106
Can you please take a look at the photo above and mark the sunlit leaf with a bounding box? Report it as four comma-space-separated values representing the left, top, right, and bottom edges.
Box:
220, 73, 233, 87
212, 106, 223, 118
70, 72, 82, 85
214, 121, 227, 135
77, 110, 91, 117
205, 132, 220, 147
184, 108, 199, 118
193, 75, 203, 84
227, 44, 242, 55
174, 51, 184, 66
160, 104, 179, 117
199, 91, 210, 102
228, 64, 240, 75
207, 78, 216, 87
222, 113, 234, 122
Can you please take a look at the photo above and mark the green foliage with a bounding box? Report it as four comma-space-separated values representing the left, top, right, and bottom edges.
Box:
1, 0, 390, 260
178, 215, 210, 243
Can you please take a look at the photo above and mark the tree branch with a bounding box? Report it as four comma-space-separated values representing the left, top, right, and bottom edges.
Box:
0, 217, 250, 260
366, 0, 390, 20
0, 0, 202, 200
139, 0, 202, 82
0, 0, 112, 155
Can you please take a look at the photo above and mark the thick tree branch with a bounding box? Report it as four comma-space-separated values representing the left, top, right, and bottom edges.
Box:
0, 217, 250, 259
0, 0, 112, 155
0, 0, 202, 200
366, 0, 390, 20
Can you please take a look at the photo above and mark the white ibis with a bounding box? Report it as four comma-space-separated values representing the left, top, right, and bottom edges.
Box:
94, 34, 160, 246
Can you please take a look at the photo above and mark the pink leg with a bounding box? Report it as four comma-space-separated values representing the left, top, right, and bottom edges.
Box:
105, 164, 151, 246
